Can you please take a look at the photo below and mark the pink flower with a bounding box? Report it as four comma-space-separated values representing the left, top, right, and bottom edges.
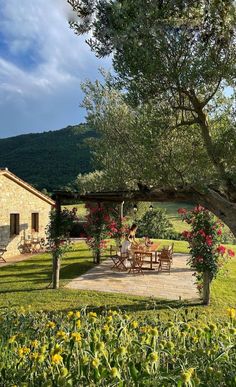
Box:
228, 249, 235, 257
193, 205, 205, 213
217, 245, 226, 255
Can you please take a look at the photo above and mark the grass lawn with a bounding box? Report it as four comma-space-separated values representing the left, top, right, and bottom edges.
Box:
0, 241, 235, 320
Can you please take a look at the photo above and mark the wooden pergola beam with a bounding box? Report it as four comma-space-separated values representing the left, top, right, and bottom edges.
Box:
52, 187, 196, 204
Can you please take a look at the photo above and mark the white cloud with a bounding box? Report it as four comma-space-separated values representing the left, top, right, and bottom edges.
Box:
0, 0, 111, 137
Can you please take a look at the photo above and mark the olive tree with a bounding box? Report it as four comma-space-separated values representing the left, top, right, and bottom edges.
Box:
68, 0, 236, 236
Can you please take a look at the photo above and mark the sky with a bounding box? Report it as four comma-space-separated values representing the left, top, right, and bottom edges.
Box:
0, 0, 111, 138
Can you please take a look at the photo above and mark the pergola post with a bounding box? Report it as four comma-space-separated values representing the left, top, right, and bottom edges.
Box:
120, 201, 124, 220
52, 194, 61, 289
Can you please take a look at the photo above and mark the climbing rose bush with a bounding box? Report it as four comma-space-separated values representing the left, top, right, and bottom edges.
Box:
1, 308, 236, 386
178, 206, 234, 293
84, 203, 128, 261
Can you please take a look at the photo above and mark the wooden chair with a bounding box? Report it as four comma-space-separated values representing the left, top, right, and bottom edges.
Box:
128, 251, 144, 275
157, 248, 172, 274
110, 246, 127, 271
0, 245, 7, 263
168, 243, 174, 262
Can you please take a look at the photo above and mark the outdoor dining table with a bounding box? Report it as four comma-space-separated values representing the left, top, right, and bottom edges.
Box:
130, 242, 160, 270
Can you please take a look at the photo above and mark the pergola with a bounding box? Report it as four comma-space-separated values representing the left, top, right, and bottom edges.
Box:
50, 188, 189, 289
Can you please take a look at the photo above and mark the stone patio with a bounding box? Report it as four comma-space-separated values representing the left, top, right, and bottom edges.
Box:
67, 253, 199, 301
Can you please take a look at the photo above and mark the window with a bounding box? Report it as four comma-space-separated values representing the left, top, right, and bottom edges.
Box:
10, 214, 20, 237
31, 213, 39, 232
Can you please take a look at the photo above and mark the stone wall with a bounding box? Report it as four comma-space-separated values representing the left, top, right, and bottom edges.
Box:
0, 175, 53, 258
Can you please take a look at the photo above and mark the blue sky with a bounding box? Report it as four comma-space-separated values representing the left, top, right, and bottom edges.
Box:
0, 0, 111, 138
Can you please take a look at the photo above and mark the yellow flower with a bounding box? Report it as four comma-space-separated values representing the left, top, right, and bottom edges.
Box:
108, 310, 118, 316
75, 311, 81, 319
92, 357, 100, 368
18, 348, 24, 358
30, 352, 39, 361
18, 346, 30, 358
181, 368, 195, 383
131, 321, 138, 329
71, 332, 82, 342
102, 324, 109, 332
111, 367, 120, 379
140, 326, 149, 334
67, 311, 74, 319
31, 340, 39, 348
106, 315, 113, 323
227, 308, 236, 319
8, 335, 17, 344
51, 354, 63, 365
149, 352, 158, 363
56, 331, 67, 340
88, 311, 97, 318
46, 321, 56, 329
76, 320, 81, 329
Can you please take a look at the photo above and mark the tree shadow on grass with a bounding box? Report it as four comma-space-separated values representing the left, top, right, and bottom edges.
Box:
47, 296, 204, 315
60, 262, 94, 281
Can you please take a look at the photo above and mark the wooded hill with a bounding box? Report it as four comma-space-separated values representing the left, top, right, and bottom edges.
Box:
0, 125, 94, 191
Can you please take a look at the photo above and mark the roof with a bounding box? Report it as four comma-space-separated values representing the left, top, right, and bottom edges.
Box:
0, 168, 55, 205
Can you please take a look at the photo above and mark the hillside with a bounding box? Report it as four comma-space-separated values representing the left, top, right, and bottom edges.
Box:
0, 125, 94, 191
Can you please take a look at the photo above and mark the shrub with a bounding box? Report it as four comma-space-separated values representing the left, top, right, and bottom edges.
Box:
136, 209, 174, 238
0, 308, 236, 386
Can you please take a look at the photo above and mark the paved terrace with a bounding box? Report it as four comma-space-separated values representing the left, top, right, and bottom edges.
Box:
67, 254, 199, 301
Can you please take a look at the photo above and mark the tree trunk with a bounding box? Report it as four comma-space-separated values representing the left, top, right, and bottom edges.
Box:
202, 271, 211, 305
96, 249, 101, 264
52, 253, 60, 289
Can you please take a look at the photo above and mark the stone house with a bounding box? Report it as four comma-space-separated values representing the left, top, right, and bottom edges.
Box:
0, 168, 55, 259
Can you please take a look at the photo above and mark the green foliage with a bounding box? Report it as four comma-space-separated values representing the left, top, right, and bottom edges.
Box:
1, 308, 236, 385
0, 125, 95, 191
136, 209, 174, 239
46, 208, 80, 261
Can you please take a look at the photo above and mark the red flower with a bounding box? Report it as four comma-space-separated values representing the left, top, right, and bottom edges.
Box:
196, 256, 204, 263
228, 249, 235, 257
217, 229, 222, 236
178, 208, 187, 215
206, 236, 213, 246
198, 229, 206, 238
182, 230, 192, 240
217, 245, 226, 255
